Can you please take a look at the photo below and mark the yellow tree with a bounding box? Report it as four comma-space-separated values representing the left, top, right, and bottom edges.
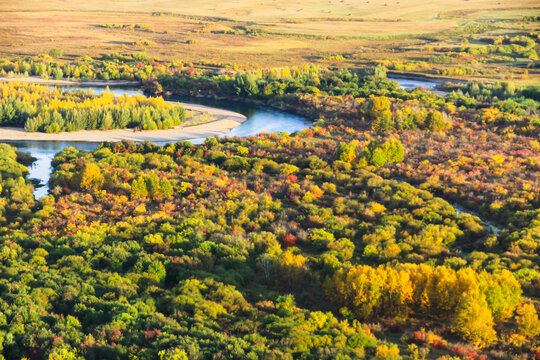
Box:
516, 302, 540, 339
277, 249, 307, 288
451, 289, 497, 348
78, 163, 103, 191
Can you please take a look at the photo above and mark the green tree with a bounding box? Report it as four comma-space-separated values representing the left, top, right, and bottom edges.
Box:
49, 48, 63, 58
383, 138, 405, 164
53, 68, 63, 80
372, 109, 394, 131
100, 111, 113, 130
425, 110, 448, 131
362, 139, 404, 168
160, 178, 174, 200
479, 270, 521, 322
131, 176, 148, 199
159, 348, 188, 360
335, 141, 359, 163
146, 172, 161, 200
234, 72, 259, 96
148, 260, 167, 282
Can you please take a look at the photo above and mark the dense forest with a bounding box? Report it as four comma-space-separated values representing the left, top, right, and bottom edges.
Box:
0, 82, 186, 133
0, 52, 538, 359
0, 130, 538, 359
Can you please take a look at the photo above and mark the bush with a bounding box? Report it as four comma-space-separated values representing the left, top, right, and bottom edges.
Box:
49, 48, 63, 58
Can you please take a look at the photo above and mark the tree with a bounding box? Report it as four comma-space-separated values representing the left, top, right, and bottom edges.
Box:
160, 178, 173, 200
451, 289, 497, 347
516, 303, 540, 339
277, 249, 307, 288
335, 141, 359, 163
234, 72, 259, 96
372, 108, 394, 131
54, 68, 63, 80
374, 344, 400, 360
425, 110, 448, 131
370, 148, 387, 168
148, 260, 167, 282
382, 138, 404, 164
325, 265, 412, 321
282, 233, 297, 247
327, 238, 354, 261
49, 48, 63, 58
159, 348, 188, 360
78, 163, 103, 191
146, 172, 161, 200
366, 97, 391, 120
131, 176, 148, 199
361, 139, 404, 168
47, 344, 81, 360
479, 270, 521, 322
100, 111, 113, 130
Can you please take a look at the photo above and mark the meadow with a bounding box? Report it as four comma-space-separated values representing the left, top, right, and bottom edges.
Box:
0, 0, 538, 81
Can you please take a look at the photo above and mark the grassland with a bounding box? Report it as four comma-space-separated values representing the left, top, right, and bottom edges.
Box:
0, 0, 538, 80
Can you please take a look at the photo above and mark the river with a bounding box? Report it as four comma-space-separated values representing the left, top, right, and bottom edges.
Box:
6, 85, 311, 198
3, 77, 439, 199
388, 77, 439, 90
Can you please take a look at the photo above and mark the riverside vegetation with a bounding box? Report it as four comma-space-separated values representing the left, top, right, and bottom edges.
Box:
0, 57, 537, 359
0, 82, 187, 133
0, 1, 538, 358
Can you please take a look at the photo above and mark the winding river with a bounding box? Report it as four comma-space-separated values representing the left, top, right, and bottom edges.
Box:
4, 78, 437, 199
6, 85, 312, 198
4, 78, 503, 238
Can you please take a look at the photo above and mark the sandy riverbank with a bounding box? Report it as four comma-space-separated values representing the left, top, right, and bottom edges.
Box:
0, 76, 140, 87
0, 103, 247, 142
0, 77, 249, 142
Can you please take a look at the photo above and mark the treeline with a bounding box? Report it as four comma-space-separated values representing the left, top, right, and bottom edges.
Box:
100, 23, 153, 31
0, 56, 459, 132
362, 97, 451, 131
156, 65, 455, 132
431, 32, 538, 60
2, 55, 459, 132
156, 64, 398, 99
0, 82, 186, 132
326, 264, 523, 347
0, 54, 163, 81
444, 80, 539, 136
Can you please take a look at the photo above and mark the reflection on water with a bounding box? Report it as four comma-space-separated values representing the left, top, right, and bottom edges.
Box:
52, 85, 143, 97
171, 96, 311, 143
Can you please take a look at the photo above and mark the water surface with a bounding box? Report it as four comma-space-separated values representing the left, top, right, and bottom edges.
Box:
10, 86, 311, 198
11, 78, 439, 198
6, 141, 100, 199
388, 77, 439, 90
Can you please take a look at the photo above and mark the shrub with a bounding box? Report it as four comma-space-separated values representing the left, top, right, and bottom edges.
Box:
49, 48, 63, 58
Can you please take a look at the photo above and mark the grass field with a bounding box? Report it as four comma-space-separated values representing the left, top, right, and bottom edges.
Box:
0, 0, 538, 77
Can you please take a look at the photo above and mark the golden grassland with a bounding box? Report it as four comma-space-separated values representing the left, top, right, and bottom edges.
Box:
1, 0, 538, 24
0, 0, 538, 79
